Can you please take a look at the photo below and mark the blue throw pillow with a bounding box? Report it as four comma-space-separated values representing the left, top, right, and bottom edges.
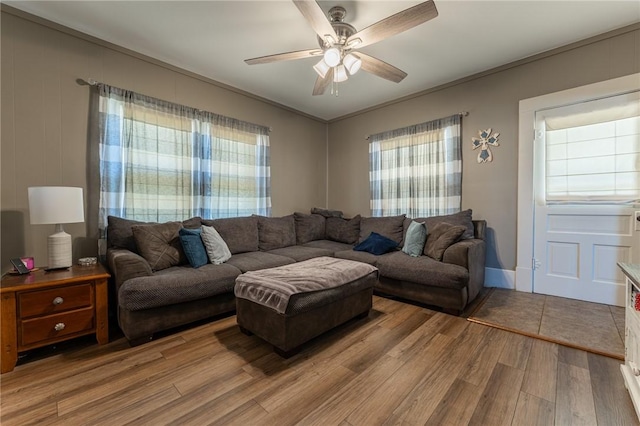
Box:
179, 227, 208, 268
353, 232, 398, 255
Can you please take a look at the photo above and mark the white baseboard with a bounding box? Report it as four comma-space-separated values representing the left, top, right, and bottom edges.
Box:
484, 267, 516, 290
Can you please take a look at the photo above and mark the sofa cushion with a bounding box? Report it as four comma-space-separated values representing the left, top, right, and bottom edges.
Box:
178, 228, 208, 268
256, 215, 296, 251
201, 225, 232, 265
359, 215, 406, 244
267, 246, 334, 262
417, 209, 475, 240
402, 221, 427, 257
107, 216, 151, 252
326, 215, 361, 244
226, 251, 296, 273
132, 222, 186, 271
202, 216, 259, 254
424, 222, 466, 261
118, 263, 242, 311
354, 232, 399, 255
302, 240, 355, 253
334, 249, 382, 266
376, 251, 469, 290
182, 216, 203, 229
294, 212, 326, 244
311, 207, 343, 218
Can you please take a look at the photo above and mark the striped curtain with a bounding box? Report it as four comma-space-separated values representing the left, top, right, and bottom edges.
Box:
97, 84, 270, 232
369, 114, 461, 218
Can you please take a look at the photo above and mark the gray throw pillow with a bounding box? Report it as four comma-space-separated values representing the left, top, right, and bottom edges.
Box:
201, 216, 259, 254
132, 222, 186, 271
256, 215, 296, 251
201, 225, 232, 264
402, 221, 427, 257
294, 212, 326, 244
359, 215, 406, 244
326, 215, 361, 244
424, 222, 466, 261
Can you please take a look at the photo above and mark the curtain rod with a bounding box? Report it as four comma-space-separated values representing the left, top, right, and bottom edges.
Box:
365, 111, 468, 140
76, 78, 273, 133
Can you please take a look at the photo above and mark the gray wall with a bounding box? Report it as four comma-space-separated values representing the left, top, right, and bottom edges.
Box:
2, 7, 638, 275
327, 26, 640, 271
1, 10, 328, 271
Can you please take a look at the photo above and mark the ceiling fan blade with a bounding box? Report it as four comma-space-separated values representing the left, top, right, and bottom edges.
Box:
358, 53, 407, 83
245, 49, 322, 65
312, 68, 334, 96
293, 0, 338, 44
347, 1, 438, 49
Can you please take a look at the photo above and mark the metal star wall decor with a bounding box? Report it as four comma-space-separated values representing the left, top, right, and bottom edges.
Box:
472, 128, 500, 163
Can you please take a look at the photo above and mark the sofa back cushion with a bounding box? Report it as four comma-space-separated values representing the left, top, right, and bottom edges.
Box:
256, 215, 296, 251
359, 215, 406, 245
310, 207, 343, 218
107, 216, 151, 252
107, 215, 203, 253
294, 212, 326, 244
201, 216, 259, 254
326, 215, 361, 244
132, 222, 186, 271
418, 209, 475, 240
182, 216, 203, 229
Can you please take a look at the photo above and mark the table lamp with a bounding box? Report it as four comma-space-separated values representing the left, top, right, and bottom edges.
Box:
28, 186, 85, 269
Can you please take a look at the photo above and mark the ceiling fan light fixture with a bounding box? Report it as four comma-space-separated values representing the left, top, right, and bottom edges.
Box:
323, 47, 341, 67
346, 38, 362, 48
333, 64, 348, 82
343, 53, 362, 75
313, 59, 331, 78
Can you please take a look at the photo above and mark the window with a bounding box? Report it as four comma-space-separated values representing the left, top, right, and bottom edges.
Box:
97, 84, 270, 231
369, 114, 462, 217
540, 91, 640, 203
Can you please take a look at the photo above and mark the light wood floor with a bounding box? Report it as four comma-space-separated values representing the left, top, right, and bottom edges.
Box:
1, 296, 637, 425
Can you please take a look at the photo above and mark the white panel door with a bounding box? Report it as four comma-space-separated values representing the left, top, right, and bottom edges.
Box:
533, 204, 639, 306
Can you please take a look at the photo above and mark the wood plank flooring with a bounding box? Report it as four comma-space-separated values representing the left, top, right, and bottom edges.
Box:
1, 296, 637, 425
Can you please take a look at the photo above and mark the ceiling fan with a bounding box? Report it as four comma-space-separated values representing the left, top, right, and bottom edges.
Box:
245, 1, 439, 96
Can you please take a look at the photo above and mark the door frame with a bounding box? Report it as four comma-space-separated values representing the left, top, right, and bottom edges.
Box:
516, 72, 640, 293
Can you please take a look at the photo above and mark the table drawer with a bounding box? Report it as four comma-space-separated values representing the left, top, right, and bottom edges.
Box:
19, 284, 92, 318
20, 308, 95, 347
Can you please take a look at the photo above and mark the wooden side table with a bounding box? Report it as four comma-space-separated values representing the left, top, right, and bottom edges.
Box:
1, 264, 110, 373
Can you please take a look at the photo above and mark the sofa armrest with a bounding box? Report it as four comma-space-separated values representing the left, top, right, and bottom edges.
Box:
107, 248, 153, 291
442, 239, 486, 303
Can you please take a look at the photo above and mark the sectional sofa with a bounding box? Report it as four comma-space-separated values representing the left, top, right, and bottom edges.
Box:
106, 210, 486, 345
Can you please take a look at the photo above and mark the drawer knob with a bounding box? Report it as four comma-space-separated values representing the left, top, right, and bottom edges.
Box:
54, 323, 65, 331
52, 297, 64, 305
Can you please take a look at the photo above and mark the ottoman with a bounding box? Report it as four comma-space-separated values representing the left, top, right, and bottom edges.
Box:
234, 257, 378, 357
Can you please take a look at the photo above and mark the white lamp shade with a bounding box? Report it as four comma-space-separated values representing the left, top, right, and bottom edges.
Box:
323, 47, 341, 67
333, 65, 348, 83
343, 53, 362, 75
28, 186, 85, 225
313, 59, 330, 79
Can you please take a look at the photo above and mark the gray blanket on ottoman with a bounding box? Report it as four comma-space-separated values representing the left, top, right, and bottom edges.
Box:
235, 256, 378, 314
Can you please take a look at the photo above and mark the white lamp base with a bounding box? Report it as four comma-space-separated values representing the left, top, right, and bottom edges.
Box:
47, 225, 72, 269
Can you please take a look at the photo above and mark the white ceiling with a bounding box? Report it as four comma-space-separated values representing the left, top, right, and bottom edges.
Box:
6, 1, 640, 121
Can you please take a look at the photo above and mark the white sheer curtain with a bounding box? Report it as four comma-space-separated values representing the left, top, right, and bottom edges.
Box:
369, 114, 461, 217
